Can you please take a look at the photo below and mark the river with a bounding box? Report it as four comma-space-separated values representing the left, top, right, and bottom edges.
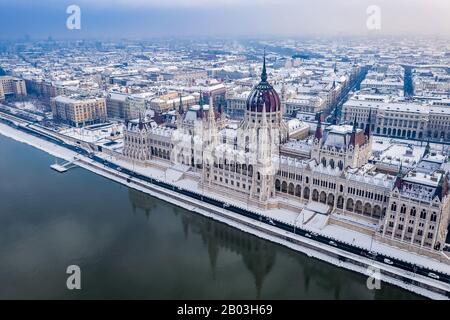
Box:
0, 134, 421, 299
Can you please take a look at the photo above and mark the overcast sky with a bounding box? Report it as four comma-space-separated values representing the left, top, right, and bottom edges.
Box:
1, 0, 450, 39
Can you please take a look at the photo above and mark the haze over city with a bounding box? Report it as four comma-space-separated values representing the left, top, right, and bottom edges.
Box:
1, 0, 450, 39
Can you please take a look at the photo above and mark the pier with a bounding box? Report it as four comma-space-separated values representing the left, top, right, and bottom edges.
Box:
50, 159, 78, 173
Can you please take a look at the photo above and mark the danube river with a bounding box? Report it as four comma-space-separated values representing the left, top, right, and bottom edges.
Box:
0, 134, 421, 299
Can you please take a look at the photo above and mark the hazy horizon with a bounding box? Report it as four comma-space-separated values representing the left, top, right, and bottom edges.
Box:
1, 0, 450, 40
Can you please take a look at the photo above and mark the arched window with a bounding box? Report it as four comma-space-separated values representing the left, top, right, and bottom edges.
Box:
329, 159, 335, 169
303, 187, 310, 200
430, 212, 437, 222
312, 189, 319, 201
346, 198, 354, 211
391, 202, 397, 212
420, 209, 427, 220
275, 179, 281, 191
355, 201, 363, 214
400, 204, 406, 214
410, 207, 416, 217
338, 160, 344, 171
248, 165, 253, 177
288, 183, 295, 195
295, 185, 301, 197
327, 193, 335, 206
321, 157, 327, 167
337, 196, 344, 209
319, 191, 327, 203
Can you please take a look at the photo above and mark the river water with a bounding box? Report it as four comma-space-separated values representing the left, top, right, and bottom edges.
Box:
0, 134, 421, 299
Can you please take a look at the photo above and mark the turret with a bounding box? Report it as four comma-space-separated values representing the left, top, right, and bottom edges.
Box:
314, 112, 322, 141
364, 109, 372, 138
423, 138, 431, 157
349, 116, 357, 147
394, 161, 403, 190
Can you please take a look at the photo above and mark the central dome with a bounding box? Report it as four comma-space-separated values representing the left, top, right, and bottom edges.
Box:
246, 54, 281, 113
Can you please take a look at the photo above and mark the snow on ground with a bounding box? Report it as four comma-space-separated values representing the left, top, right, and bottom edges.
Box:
13, 101, 41, 113
0, 122, 76, 161
60, 123, 123, 144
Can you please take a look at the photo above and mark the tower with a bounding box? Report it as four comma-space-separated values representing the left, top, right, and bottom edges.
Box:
177, 93, 184, 129
314, 112, 323, 141
238, 51, 288, 155
365, 109, 372, 138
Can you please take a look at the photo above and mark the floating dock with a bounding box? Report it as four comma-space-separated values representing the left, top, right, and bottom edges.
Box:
50, 160, 77, 173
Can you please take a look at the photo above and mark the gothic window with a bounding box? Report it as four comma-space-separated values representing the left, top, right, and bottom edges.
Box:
303, 187, 310, 200
420, 210, 427, 220
400, 204, 406, 214
329, 159, 335, 169
346, 198, 354, 211
275, 179, 281, 191
430, 212, 437, 222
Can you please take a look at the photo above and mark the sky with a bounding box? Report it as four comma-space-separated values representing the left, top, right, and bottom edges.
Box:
1, 0, 450, 39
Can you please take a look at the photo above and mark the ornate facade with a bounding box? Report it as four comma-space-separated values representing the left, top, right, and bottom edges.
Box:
122, 57, 450, 256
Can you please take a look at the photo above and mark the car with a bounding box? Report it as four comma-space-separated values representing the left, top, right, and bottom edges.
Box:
383, 258, 394, 265
329, 241, 338, 247
223, 203, 230, 208
428, 272, 439, 280
305, 233, 312, 238
116, 166, 122, 171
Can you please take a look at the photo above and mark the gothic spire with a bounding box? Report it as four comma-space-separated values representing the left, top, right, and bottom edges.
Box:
365, 109, 372, 138
395, 161, 403, 190
350, 115, 357, 146
261, 49, 267, 82
424, 138, 430, 157
178, 93, 184, 115
314, 112, 322, 141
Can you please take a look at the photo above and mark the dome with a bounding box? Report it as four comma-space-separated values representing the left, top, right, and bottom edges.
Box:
246, 54, 281, 113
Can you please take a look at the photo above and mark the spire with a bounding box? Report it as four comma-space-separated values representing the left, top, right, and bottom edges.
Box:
424, 138, 430, 157
365, 109, 372, 138
198, 90, 204, 119
397, 161, 403, 177
199, 90, 203, 107
352, 115, 357, 132
261, 49, 267, 82
208, 94, 215, 120
395, 161, 403, 189
350, 115, 357, 146
178, 93, 184, 115
314, 112, 322, 141
331, 107, 339, 125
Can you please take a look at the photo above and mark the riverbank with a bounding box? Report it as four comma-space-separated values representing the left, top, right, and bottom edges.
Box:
0, 120, 449, 299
